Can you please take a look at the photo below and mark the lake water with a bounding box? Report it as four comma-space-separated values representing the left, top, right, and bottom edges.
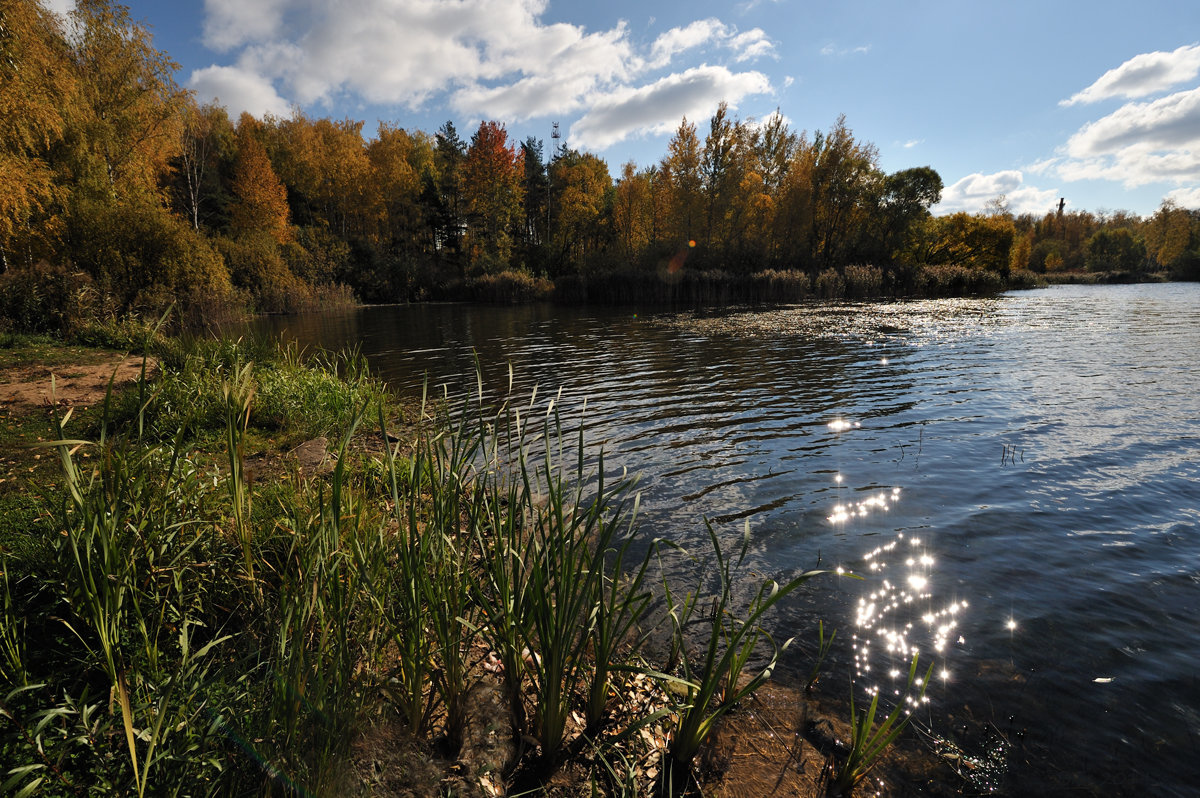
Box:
251, 283, 1200, 796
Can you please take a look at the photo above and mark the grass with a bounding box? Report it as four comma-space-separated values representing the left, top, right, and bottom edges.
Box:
824, 653, 934, 796
0, 329, 939, 797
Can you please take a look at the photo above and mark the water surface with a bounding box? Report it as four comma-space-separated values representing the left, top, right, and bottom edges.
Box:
252, 283, 1200, 796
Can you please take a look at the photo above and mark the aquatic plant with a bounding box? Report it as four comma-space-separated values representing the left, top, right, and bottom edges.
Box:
656, 520, 824, 795
824, 652, 933, 796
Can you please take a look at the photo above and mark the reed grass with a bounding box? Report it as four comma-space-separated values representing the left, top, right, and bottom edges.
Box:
824, 652, 933, 796
656, 520, 825, 795
1, 334, 866, 797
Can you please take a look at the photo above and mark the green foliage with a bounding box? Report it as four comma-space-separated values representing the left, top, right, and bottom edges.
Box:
656, 521, 825, 794
825, 653, 933, 796
1084, 227, 1146, 273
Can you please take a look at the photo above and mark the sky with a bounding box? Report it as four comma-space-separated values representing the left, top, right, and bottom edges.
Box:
43, 0, 1200, 217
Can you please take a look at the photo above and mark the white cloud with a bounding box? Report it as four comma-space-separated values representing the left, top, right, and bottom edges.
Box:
648, 19, 774, 69
1066, 87, 1200, 157
820, 42, 871, 57
1061, 44, 1200, 106
188, 64, 293, 120
902, 139, 923, 149
190, 0, 775, 153
1048, 86, 1200, 188
935, 170, 1058, 216
730, 30, 775, 62
202, 0, 291, 52
570, 65, 771, 151
650, 19, 728, 67
1165, 186, 1200, 208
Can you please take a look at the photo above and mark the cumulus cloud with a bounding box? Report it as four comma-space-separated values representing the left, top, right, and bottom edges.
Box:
570, 65, 770, 151
935, 171, 1059, 216
647, 18, 775, 69
1165, 186, 1200, 208
188, 64, 293, 120
1047, 86, 1200, 188
1060, 44, 1200, 106
202, 0, 291, 52
1065, 87, 1200, 158
189, 0, 775, 153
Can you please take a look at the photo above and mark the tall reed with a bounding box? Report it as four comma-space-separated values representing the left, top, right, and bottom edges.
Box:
658, 520, 825, 795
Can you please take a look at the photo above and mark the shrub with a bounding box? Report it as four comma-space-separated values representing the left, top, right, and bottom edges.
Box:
466, 269, 554, 302
814, 267, 845, 299
843, 264, 883, 298
0, 261, 95, 334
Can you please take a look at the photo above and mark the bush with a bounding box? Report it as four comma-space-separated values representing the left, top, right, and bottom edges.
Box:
814, 267, 845, 299
465, 269, 554, 303
843, 264, 883, 298
66, 196, 232, 309
217, 233, 310, 314
0, 261, 96, 334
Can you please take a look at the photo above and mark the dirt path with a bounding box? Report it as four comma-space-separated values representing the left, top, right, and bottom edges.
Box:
0, 354, 156, 412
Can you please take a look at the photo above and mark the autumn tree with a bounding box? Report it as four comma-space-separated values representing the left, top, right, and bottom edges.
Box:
462, 121, 523, 273
229, 114, 292, 243
0, 0, 75, 268
613, 162, 656, 261
61, 0, 186, 200
548, 148, 611, 273
924, 212, 1015, 275
367, 123, 433, 254
1142, 201, 1196, 272
661, 118, 703, 248
173, 100, 235, 231
269, 115, 375, 239
806, 115, 882, 269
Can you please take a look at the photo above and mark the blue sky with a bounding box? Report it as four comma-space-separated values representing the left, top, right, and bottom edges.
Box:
45, 0, 1200, 217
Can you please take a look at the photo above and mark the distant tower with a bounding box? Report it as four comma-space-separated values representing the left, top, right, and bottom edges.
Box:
551, 121, 561, 155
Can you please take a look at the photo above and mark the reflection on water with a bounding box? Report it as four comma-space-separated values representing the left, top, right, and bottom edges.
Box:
250, 284, 1200, 796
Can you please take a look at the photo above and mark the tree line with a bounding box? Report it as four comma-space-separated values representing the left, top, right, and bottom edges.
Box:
2, 0, 1198, 330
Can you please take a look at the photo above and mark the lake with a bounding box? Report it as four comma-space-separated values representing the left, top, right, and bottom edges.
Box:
250, 282, 1200, 796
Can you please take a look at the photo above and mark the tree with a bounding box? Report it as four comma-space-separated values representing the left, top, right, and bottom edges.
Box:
367, 122, 433, 255
518, 136, 548, 270
462, 121, 523, 273
174, 100, 235, 231
423, 121, 467, 268
874, 166, 943, 264
549, 148, 611, 273
229, 114, 292, 243
0, 0, 75, 268
925, 212, 1015, 275
1143, 201, 1197, 271
661, 118, 703, 248
1084, 228, 1146, 273
807, 115, 882, 269
62, 0, 186, 200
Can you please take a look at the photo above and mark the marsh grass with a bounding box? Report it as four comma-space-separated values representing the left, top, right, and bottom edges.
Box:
655, 521, 825, 795
824, 653, 933, 796
1, 335, 860, 797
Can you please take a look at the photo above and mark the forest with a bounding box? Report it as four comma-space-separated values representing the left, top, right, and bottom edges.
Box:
3, 0, 1200, 331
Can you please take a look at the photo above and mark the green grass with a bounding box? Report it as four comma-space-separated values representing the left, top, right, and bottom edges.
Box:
0, 331, 919, 797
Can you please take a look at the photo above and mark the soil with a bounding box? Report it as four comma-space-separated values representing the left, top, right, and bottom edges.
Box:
0, 353, 157, 412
